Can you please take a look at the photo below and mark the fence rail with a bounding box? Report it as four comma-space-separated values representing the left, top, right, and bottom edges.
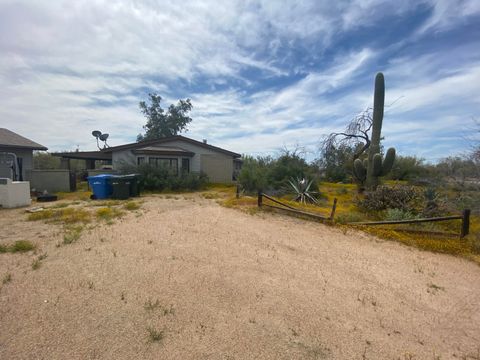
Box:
348, 209, 470, 238
256, 190, 470, 239
257, 192, 337, 222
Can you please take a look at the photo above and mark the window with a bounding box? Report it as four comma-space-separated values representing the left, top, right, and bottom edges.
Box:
137, 157, 145, 165
149, 157, 178, 175
181, 158, 190, 174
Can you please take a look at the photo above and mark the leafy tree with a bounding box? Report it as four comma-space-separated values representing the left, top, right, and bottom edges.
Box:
315, 144, 356, 183
267, 149, 316, 189
386, 155, 429, 181
434, 156, 479, 183
33, 152, 61, 169
237, 156, 272, 193
33, 152, 84, 171
238, 149, 319, 194
137, 94, 193, 141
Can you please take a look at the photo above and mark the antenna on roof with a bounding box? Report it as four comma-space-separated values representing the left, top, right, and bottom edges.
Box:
92, 130, 110, 150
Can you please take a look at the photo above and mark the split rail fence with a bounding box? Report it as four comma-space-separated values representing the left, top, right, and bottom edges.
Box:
257, 192, 337, 222
256, 191, 470, 239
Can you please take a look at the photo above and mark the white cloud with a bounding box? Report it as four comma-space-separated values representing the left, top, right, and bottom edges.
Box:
0, 0, 478, 163
416, 0, 480, 35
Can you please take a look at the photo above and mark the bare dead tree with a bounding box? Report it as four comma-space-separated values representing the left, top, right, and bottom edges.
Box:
321, 107, 374, 162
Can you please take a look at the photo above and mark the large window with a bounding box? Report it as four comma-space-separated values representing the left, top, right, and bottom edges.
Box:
149, 157, 178, 175
137, 157, 145, 165
181, 158, 190, 174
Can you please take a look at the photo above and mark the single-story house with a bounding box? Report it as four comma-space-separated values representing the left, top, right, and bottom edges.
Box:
56, 135, 241, 183
0, 128, 48, 181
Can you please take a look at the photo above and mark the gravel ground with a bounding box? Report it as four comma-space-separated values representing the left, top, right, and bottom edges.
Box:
1, 195, 479, 359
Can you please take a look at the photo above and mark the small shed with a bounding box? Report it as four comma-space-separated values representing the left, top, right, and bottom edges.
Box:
0, 128, 47, 181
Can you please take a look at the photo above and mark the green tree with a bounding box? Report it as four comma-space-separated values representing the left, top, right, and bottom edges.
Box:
267, 149, 317, 190
137, 94, 193, 141
33, 152, 61, 169
316, 144, 355, 183
237, 156, 272, 193
387, 155, 428, 181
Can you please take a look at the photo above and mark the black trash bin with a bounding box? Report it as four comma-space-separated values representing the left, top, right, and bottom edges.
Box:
124, 174, 140, 197
111, 176, 130, 200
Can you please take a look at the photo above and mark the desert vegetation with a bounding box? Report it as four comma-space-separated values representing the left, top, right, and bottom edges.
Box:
233, 73, 479, 262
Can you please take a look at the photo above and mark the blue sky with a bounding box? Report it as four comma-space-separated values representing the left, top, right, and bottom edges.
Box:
0, 0, 479, 162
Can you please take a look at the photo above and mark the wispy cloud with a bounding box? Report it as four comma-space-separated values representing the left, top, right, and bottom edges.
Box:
0, 0, 478, 162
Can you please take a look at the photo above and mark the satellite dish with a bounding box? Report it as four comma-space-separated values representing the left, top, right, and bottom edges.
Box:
92, 130, 102, 138
99, 133, 109, 141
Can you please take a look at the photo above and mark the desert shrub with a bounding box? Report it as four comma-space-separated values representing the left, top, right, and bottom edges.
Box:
169, 173, 208, 190
421, 187, 446, 217
315, 144, 355, 183
386, 156, 430, 181
28, 208, 90, 224
267, 151, 317, 190
96, 207, 124, 221
119, 164, 208, 191
471, 234, 480, 254
335, 212, 364, 224
0, 240, 35, 253
383, 208, 418, 221
238, 156, 271, 193
124, 201, 140, 211
356, 185, 422, 213
239, 151, 319, 194
63, 225, 83, 244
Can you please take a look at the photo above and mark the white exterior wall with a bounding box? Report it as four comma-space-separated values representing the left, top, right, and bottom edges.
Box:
111, 139, 236, 182
158, 139, 233, 173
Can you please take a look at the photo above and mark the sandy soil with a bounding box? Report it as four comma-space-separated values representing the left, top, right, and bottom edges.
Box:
1, 195, 479, 359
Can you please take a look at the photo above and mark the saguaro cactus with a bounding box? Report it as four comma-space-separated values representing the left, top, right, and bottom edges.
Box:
353, 72, 396, 190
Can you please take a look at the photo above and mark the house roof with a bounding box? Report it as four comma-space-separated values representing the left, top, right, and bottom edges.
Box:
0, 128, 48, 150
103, 135, 241, 158
132, 145, 195, 157
53, 151, 112, 160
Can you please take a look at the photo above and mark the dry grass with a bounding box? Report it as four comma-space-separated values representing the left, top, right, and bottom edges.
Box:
88, 200, 122, 207
28, 207, 91, 224
96, 207, 124, 221
63, 225, 84, 245
56, 190, 92, 201
0, 240, 35, 253
1, 195, 479, 359
31, 253, 47, 270
2, 273, 12, 284
217, 182, 480, 263
146, 327, 164, 343
124, 201, 141, 211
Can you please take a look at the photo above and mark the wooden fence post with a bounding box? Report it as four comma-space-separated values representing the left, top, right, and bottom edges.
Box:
460, 209, 470, 238
236, 184, 240, 199
257, 191, 263, 207
329, 198, 338, 221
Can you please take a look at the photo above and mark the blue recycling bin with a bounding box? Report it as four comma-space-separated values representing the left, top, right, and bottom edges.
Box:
87, 174, 114, 199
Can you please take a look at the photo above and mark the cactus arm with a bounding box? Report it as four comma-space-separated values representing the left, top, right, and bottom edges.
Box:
381, 147, 396, 176
354, 158, 367, 181
372, 154, 383, 177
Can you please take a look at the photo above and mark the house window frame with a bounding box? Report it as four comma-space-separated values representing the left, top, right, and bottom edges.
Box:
148, 157, 178, 175
181, 158, 190, 174
137, 156, 145, 165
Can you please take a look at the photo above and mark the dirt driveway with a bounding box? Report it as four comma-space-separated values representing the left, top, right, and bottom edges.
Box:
1, 195, 479, 359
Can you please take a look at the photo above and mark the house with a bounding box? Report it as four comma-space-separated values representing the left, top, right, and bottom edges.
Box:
56, 135, 241, 183
0, 128, 47, 181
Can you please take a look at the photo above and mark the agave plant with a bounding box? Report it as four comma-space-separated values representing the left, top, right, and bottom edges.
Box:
288, 177, 319, 204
